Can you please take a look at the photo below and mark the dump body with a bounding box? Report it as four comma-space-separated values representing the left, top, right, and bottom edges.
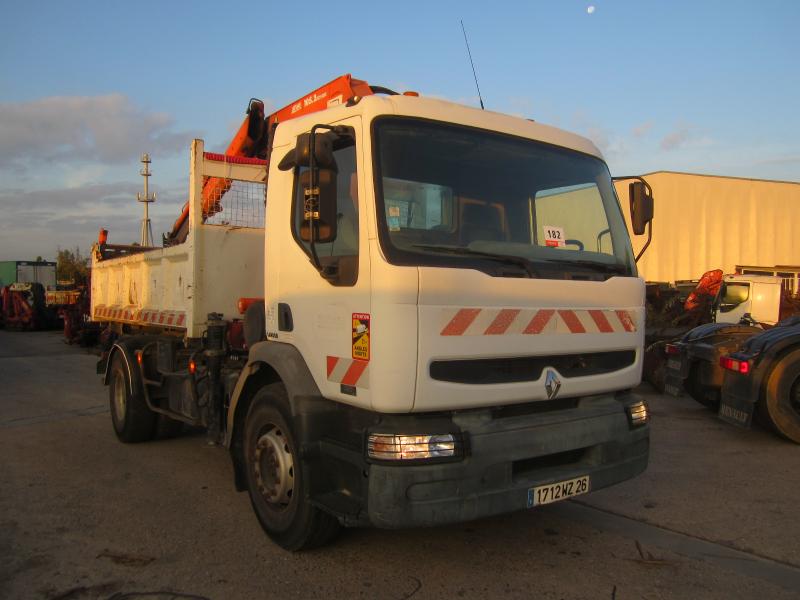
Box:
91, 145, 266, 337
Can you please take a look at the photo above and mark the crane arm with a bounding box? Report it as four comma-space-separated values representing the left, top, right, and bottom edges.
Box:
165, 75, 375, 244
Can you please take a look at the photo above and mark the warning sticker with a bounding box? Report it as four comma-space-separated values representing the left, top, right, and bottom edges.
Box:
387, 205, 401, 231
352, 313, 370, 360
543, 225, 565, 247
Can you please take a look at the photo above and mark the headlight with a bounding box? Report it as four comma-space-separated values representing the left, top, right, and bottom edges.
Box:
367, 433, 463, 462
626, 400, 649, 427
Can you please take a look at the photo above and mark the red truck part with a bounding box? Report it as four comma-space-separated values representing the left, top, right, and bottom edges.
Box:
0, 283, 46, 330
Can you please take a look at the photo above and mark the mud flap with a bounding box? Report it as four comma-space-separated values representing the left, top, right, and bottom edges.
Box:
664, 355, 687, 397
718, 394, 754, 429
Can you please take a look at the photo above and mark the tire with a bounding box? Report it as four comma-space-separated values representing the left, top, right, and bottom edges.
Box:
109, 351, 156, 443
759, 349, 800, 443
243, 383, 340, 550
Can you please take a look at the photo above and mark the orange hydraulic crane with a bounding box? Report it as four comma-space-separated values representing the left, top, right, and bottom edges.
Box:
165, 74, 377, 244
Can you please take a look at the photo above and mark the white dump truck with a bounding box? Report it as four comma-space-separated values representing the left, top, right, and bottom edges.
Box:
92, 75, 653, 550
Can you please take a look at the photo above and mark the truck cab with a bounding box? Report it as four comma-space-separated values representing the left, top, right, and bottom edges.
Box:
263, 95, 646, 412
715, 274, 783, 326
240, 94, 650, 541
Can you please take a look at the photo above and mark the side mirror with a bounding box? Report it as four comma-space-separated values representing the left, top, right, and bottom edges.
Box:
299, 168, 338, 243
278, 132, 337, 171
629, 181, 654, 236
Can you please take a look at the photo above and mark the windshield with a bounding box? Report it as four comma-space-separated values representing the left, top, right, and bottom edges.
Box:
372, 117, 636, 279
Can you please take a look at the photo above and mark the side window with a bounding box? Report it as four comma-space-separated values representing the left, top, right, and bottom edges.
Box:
383, 177, 454, 232
293, 142, 358, 259
719, 283, 750, 313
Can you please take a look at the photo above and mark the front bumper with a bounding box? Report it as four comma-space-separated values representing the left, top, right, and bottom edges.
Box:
364, 392, 648, 528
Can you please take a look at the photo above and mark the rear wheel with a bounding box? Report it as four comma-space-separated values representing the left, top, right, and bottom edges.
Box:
109, 352, 156, 443
760, 349, 800, 443
243, 383, 340, 550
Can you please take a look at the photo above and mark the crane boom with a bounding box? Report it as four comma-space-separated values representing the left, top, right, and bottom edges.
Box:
165, 74, 374, 244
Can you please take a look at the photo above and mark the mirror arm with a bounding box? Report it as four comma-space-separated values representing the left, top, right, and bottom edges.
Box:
306, 123, 338, 274
612, 175, 652, 197
634, 220, 652, 263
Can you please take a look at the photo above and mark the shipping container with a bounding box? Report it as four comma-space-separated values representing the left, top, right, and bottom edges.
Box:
614, 171, 800, 283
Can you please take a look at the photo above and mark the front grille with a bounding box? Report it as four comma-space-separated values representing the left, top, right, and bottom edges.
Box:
429, 350, 635, 385
491, 398, 579, 419
512, 447, 589, 480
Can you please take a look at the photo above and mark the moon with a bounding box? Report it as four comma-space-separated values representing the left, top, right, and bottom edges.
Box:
587, 5, 595, 13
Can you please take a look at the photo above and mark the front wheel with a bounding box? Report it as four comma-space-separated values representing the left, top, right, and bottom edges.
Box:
759, 349, 800, 443
243, 383, 340, 550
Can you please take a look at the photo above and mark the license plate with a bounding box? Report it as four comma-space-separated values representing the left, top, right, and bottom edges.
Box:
528, 475, 590, 507
667, 358, 682, 371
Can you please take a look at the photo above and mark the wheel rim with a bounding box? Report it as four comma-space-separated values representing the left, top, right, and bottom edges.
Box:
253, 425, 294, 508
113, 372, 127, 426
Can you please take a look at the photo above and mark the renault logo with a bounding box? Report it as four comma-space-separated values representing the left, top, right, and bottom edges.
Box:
545, 369, 561, 400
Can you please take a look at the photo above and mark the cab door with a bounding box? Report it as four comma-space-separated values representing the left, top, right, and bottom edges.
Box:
267, 116, 373, 408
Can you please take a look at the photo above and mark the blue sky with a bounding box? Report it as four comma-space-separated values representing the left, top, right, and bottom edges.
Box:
1, 0, 798, 260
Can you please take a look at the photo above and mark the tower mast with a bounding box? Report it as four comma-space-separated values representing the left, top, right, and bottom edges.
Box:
137, 153, 156, 247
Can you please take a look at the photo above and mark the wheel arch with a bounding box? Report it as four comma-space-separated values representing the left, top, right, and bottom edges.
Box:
102, 336, 156, 386
226, 341, 323, 491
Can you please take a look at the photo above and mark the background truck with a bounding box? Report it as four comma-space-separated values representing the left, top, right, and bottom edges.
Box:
642, 271, 800, 390
665, 317, 800, 443
0, 260, 56, 289
664, 272, 800, 442
0, 282, 48, 330
91, 74, 654, 550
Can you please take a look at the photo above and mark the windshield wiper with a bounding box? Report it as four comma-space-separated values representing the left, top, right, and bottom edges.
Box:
539, 257, 629, 275
411, 244, 538, 278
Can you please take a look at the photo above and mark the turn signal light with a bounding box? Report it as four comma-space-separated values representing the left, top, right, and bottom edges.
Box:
367, 433, 463, 462
626, 400, 649, 427
720, 356, 750, 375
237, 297, 263, 315
189, 360, 196, 374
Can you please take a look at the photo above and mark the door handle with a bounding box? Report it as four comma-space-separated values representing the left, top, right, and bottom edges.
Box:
278, 303, 293, 332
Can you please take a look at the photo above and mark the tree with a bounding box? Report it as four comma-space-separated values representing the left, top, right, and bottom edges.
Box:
57, 247, 90, 285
